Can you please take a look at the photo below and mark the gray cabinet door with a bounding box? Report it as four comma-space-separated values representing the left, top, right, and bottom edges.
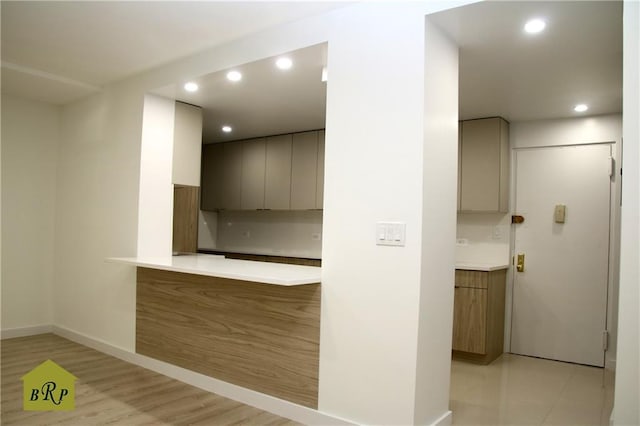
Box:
201, 142, 242, 210
241, 138, 266, 209
459, 118, 509, 212
172, 102, 203, 186
200, 143, 223, 211
222, 142, 243, 209
291, 132, 318, 210
265, 135, 292, 209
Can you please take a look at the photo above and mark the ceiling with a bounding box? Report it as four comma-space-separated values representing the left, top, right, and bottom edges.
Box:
0, 1, 345, 104
1, 1, 623, 135
153, 43, 327, 143
429, 1, 622, 122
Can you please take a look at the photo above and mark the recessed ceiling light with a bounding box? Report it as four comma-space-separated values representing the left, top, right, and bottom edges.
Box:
184, 82, 199, 92
226, 71, 242, 82
222, 125, 233, 133
574, 104, 589, 113
275, 57, 293, 70
524, 19, 546, 34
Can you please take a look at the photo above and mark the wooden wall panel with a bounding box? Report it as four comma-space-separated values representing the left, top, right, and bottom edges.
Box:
172, 185, 199, 253
136, 268, 320, 408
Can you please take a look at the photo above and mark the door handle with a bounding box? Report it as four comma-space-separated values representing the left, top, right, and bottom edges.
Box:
516, 253, 525, 272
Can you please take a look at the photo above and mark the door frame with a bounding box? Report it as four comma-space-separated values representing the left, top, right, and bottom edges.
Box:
503, 135, 622, 370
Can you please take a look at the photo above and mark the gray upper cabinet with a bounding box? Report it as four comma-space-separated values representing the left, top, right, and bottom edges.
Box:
240, 138, 266, 210
459, 118, 509, 213
291, 132, 318, 210
265, 135, 293, 209
172, 102, 203, 186
201, 142, 242, 210
200, 143, 222, 210
201, 130, 325, 211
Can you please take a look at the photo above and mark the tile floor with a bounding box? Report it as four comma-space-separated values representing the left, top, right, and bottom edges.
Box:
450, 354, 614, 426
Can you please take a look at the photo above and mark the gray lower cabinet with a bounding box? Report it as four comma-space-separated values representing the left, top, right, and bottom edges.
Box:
452, 268, 507, 365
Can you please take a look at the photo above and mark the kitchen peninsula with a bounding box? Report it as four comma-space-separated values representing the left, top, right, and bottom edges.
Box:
109, 254, 321, 408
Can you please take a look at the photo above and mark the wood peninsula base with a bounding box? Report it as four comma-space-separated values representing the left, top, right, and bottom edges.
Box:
136, 267, 321, 408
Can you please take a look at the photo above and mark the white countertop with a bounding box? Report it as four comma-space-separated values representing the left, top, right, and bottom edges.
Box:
455, 262, 510, 272
107, 254, 321, 286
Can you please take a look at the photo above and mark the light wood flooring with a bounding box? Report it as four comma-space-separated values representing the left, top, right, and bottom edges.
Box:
1, 334, 302, 425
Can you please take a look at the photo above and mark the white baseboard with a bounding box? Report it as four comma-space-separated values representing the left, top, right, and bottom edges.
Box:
1, 324, 53, 339
432, 410, 453, 425
51, 325, 352, 426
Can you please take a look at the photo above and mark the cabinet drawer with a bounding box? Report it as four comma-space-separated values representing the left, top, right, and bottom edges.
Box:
455, 270, 488, 289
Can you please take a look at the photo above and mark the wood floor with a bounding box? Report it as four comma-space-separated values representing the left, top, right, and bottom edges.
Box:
1, 334, 302, 425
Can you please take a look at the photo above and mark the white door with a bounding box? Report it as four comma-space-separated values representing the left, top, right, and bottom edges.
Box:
511, 144, 611, 367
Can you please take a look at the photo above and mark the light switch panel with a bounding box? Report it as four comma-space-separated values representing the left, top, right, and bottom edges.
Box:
554, 204, 566, 223
376, 222, 406, 246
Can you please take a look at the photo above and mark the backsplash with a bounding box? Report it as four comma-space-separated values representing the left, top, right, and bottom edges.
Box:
456, 213, 511, 264
198, 210, 218, 250
199, 210, 323, 259
201, 211, 507, 262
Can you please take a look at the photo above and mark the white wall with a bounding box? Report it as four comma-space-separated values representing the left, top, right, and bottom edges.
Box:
511, 114, 622, 148
53, 88, 141, 350
137, 94, 175, 258
613, 1, 639, 424
318, 5, 426, 423
456, 213, 510, 265
1, 95, 59, 331
414, 17, 459, 424
212, 210, 322, 259
509, 114, 622, 366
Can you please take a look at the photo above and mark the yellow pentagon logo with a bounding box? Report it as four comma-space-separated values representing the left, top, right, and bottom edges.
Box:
21, 360, 76, 411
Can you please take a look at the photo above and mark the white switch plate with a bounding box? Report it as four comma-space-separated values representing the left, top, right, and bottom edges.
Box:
492, 226, 502, 240
376, 222, 406, 246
